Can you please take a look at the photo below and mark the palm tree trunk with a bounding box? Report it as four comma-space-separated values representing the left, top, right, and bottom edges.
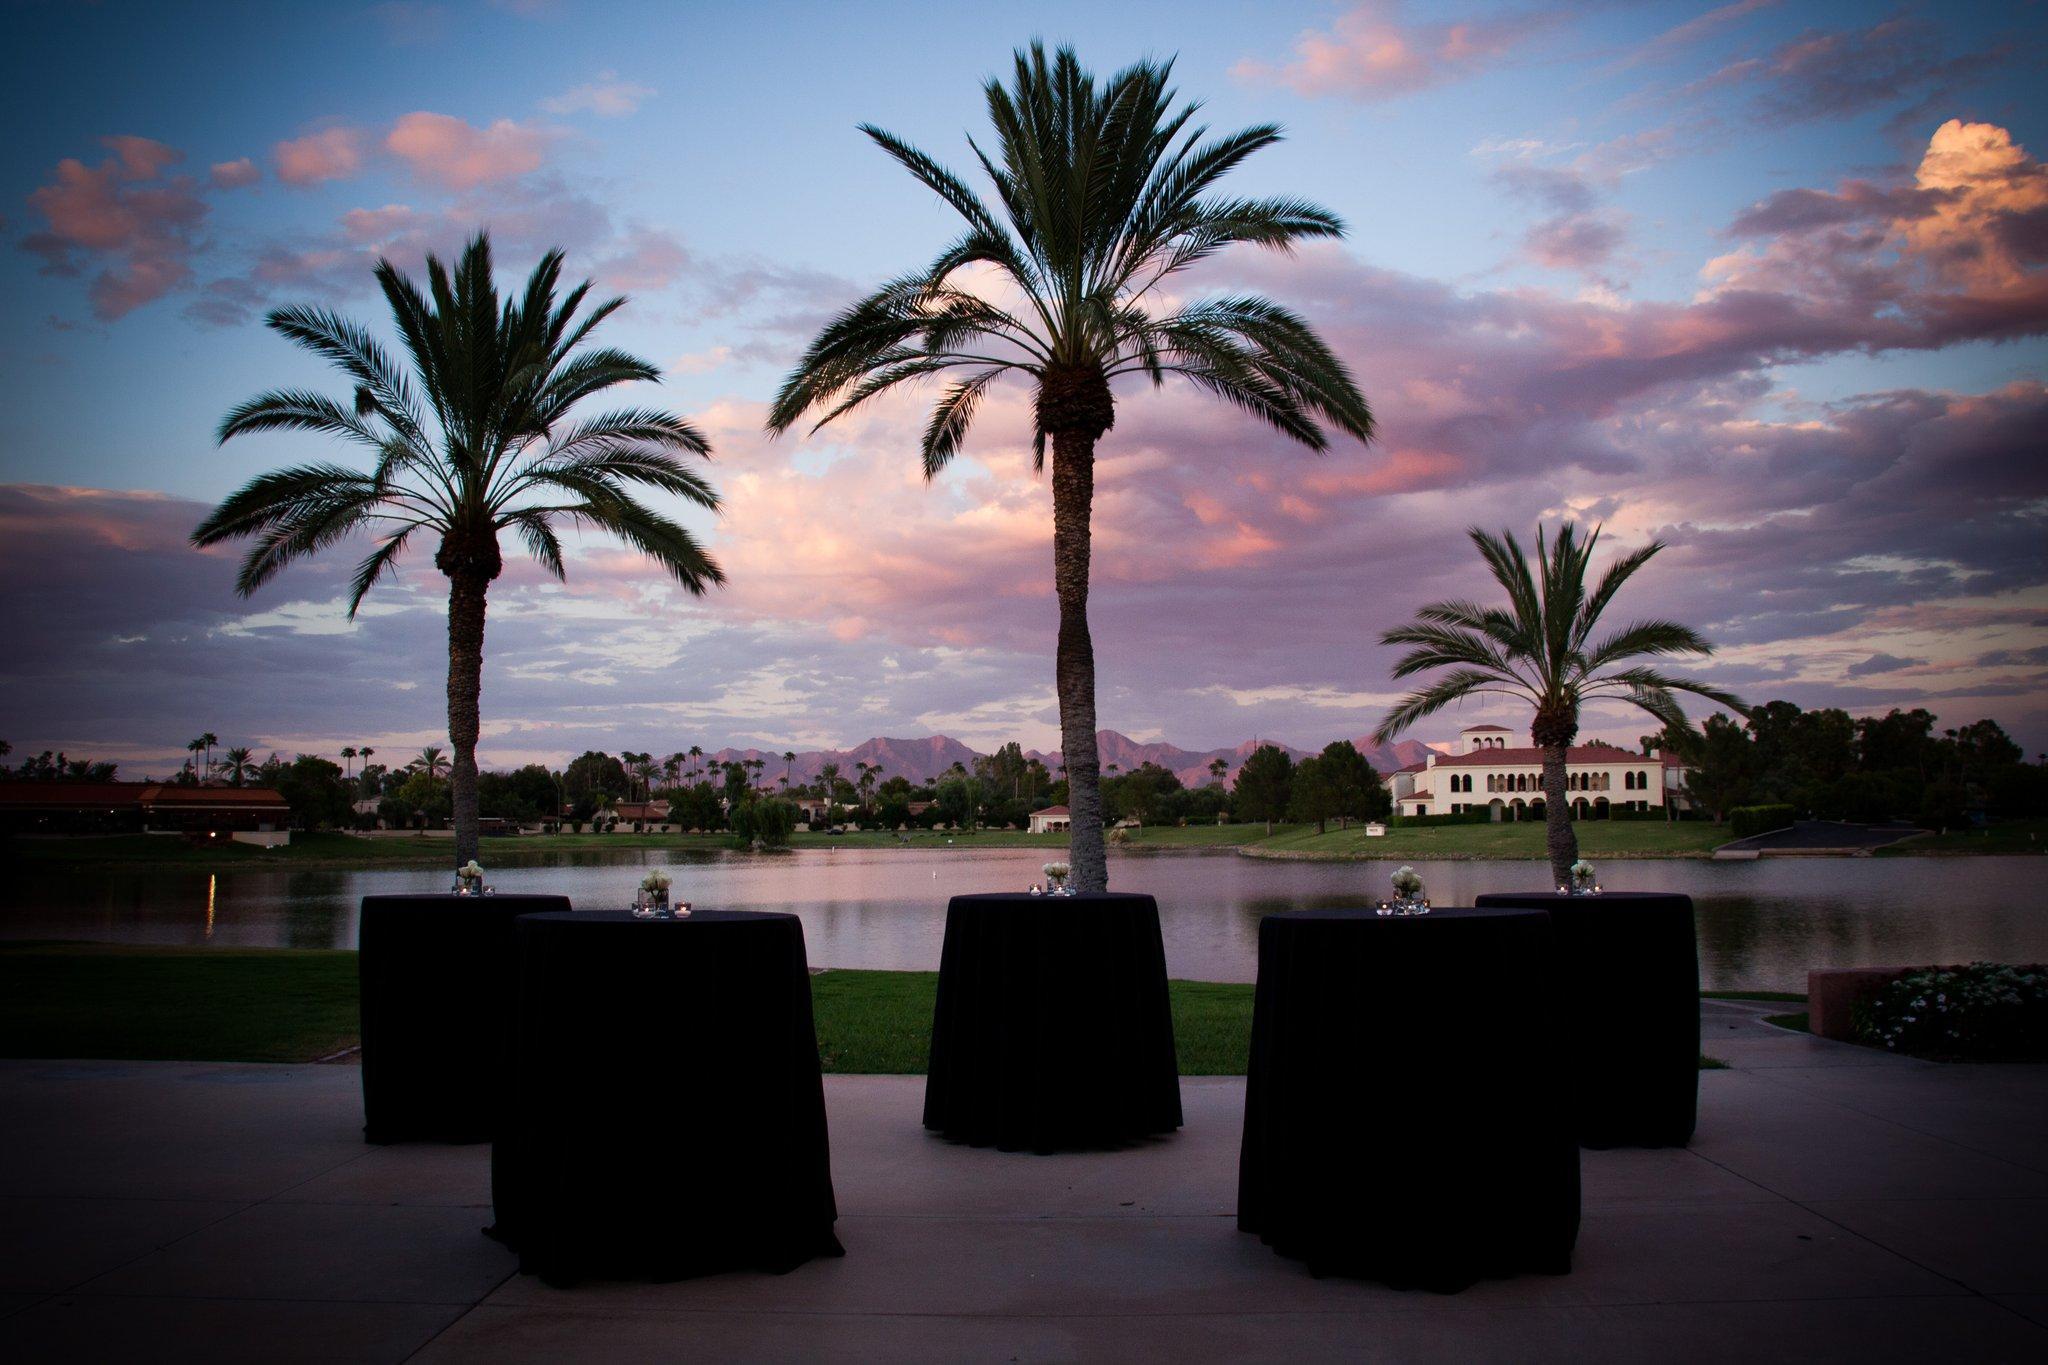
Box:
446, 569, 489, 867
1051, 427, 1108, 893
1541, 744, 1577, 886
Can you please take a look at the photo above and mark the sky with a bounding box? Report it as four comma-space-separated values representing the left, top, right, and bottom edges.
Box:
2, 0, 2045, 777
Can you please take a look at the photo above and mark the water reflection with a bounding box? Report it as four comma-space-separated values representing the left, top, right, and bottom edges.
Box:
3, 848, 2041, 991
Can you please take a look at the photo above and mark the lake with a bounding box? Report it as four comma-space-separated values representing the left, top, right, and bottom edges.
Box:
5, 848, 2043, 992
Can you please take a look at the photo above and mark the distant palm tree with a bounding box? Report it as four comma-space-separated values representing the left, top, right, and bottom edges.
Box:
341, 745, 357, 778
782, 750, 796, 787
688, 744, 703, 783
357, 746, 376, 797
197, 732, 219, 778
662, 752, 685, 790
1208, 757, 1228, 787
412, 746, 452, 779
818, 761, 843, 807
193, 233, 725, 866
769, 44, 1373, 891
220, 746, 257, 785
1372, 524, 1746, 885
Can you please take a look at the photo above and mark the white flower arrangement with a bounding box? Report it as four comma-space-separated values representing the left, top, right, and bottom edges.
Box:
1390, 865, 1423, 897
1042, 861, 1071, 893
1568, 859, 1597, 893
640, 870, 672, 893
456, 859, 484, 883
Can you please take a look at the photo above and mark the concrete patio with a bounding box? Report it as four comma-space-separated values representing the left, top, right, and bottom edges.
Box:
2, 1003, 2044, 1362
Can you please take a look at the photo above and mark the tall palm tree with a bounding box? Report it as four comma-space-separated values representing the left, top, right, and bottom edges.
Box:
1371, 525, 1746, 885
768, 44, 1373, 891
185, 737, 206, 779
198, 732, 220, 779
662, 752, 685, 790
340, 745, 357, 778
193, 233, 724, 865
818, 761, 843, 807
782, 750, 796, 788
688, 744, 703, 783
220, 746, 257, 786
412, 745, 452, 780
357, 746, 376, 798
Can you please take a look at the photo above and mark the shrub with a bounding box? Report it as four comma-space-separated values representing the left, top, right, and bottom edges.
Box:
1853, 964, 2048, 1060
1729, 804, 1796, 839
1390, 809, 1491, 828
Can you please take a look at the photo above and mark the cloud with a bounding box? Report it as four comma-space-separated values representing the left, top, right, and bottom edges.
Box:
1617, 0, 1777, 69
20, 135, 206, 318
1681, 15, 2007, 129
274, 126, 367, 186
384, 112, 551, 190
1234, 1, 1561, 101
541, 71, 655, 117
1845, 652, 1927, 679
208, 157, 261, 189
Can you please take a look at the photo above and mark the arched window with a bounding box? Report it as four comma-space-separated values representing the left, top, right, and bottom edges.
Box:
1624, 771, 1637, 791
1637, 770, 1650, 790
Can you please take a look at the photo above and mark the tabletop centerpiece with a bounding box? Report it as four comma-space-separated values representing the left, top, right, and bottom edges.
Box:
1560, 859, 1601, 895
1376, 865, 1431, 917
452, 859, 489, 896
633, 869, 689, 918
1040, 861, 1073, 897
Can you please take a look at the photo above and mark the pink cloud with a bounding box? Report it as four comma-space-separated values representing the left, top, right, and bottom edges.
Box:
208, 157, 261, 189
274, 127, 367, 186
1235, 2, 1559, 101
385, 112, 549, 190
20, 136, 206, 318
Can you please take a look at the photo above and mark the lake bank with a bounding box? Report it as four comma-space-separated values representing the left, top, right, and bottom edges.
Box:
12, 818, 2037, 874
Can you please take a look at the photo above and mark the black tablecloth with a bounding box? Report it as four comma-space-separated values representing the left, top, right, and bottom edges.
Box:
923, 892, 1182, 1152
1474, 890, 1700, 1147
490, 910, 842, 1281
358, 892, 571, 1144
1238, 908, 1579, 1289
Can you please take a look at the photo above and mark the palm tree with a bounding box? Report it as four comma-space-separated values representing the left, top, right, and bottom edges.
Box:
688, 745, 703, 783
1208, 757, 1229, 787
185, 737, 206, 779
199, 732, 219, 776
340, 745, 357, 778
220, 746, 257, 785
782, 750, 796, 788
357, 746, 376, 798
1371, 524, 1746, 885
412, 745, 452, 780
193, 233, 724, 865
768, 45, 1373, 891
662, 752, 685, 790
818, 762, 843, 808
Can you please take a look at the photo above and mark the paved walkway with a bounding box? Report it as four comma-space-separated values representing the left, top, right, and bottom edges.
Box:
2, 1022, 2044, 1362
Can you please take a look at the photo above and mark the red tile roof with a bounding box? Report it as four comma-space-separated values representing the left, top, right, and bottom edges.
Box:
0, 781, 285, 809
1031, 805, 1070, 816
1426, 742, 1656, 767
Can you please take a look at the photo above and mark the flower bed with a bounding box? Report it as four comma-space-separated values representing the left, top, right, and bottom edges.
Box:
1852, 963, 2048, 1061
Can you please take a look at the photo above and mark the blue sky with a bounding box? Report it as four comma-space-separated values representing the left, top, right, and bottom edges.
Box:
3, 0, 2045, 771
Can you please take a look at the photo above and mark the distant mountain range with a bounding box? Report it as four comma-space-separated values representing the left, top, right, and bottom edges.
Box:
696, 731, 1435, 791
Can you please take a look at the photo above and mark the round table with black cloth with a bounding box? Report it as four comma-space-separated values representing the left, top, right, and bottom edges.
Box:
923, 892, 1182, 1152
1237, 908, 1580, 1290
1473, 890, 1700, 1148
358, 892, 571, 1144
490, 910, 842, 1282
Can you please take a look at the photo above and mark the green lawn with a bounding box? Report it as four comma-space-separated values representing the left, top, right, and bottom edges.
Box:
1877, 819, 2047, 856
1, 943, 1725, 1074
1249, 819, 1727, 861
0, 942, 360, 1063
7, 822, 1274, 873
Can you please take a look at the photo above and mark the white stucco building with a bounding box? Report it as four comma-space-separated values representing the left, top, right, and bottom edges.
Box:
1027, 805, 1072, 834
1381, 724, 1691, 821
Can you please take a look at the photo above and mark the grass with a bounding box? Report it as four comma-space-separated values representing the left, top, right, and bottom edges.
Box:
1, 944, 1728, 1074
1249, 820, 1726, 861
6, 822, 1275, 873
1877, 818, 2048, 856
0, 942, 360, 1063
